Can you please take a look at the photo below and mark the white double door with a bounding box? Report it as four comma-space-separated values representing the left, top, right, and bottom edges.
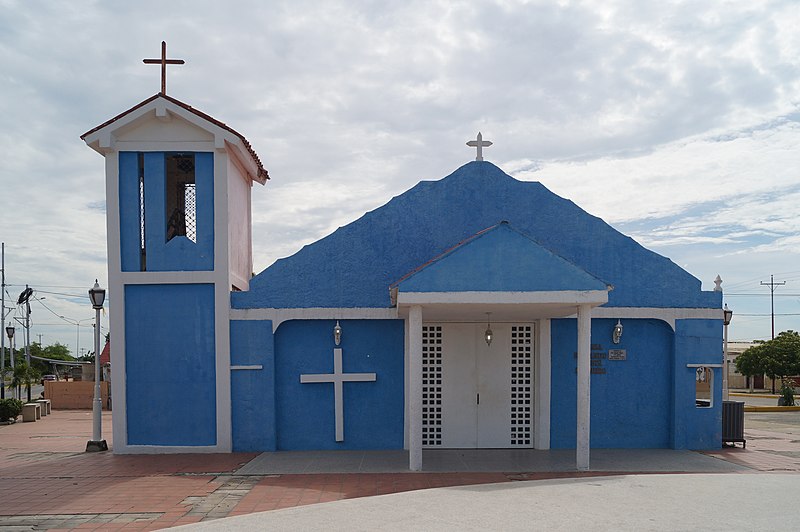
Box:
424, 323, 534, 449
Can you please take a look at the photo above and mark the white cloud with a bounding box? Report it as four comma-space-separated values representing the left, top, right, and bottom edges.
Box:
0, 0, 798, 348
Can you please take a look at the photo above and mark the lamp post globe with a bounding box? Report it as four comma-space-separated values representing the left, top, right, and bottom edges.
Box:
86, 279, 108, 452
89, 280, 106, 310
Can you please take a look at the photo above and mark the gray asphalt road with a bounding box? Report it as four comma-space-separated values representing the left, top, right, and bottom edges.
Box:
736, 395, 786, 407
745, 410, 800, 435
2, 383, 43, 401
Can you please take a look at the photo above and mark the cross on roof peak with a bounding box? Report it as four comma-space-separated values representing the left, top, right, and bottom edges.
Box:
466, 132, 492, 161
143, 41, 185, 95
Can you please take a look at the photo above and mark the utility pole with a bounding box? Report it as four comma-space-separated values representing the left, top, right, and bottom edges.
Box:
24, 285, 31, 365
761, 274, 785, 393
760, 275, 785, 340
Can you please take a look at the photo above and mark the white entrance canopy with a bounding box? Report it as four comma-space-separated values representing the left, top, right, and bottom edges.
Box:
397, 290, 607, 472
395, 290, 609, 321
391, 222, 612, 472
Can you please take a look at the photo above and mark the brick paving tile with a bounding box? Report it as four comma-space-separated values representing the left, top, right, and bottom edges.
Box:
701, 426, 800, 472
4, 409, 800, 530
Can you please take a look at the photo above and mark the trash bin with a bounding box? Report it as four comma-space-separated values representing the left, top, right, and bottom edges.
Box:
722, 400, 746, 448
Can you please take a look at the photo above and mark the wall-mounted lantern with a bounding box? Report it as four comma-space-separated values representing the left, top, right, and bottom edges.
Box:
333, 321, 342, 346
612, 319, 623, 344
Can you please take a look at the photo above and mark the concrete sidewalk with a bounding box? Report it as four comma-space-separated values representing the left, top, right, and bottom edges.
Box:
1, 409, 798, 531
234, 448, 746, 475
173, 473, 799, 531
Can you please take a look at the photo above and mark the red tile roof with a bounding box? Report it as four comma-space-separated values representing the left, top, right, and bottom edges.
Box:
99, 340, 110, 365
81, 93, 269, 183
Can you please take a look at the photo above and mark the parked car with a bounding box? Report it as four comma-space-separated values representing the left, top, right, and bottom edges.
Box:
41, 374, 57, 384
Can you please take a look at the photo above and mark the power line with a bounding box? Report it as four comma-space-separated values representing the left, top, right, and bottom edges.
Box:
724, 293, 799, 297
35, 289, 86, 298
735, 313, 800, 316
6, 284, 96, 289
32, 296, 90, 326
723, 269, 800, 290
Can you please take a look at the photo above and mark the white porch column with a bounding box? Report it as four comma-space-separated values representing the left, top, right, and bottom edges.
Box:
534, 319, 551, 449
409, 305, 423, 471
576, 304, 592, 471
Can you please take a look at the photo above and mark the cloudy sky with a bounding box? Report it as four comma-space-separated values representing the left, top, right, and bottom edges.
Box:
1, 0, 798, 355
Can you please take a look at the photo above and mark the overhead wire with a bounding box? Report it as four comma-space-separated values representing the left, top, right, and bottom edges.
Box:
32, 295, 91, 326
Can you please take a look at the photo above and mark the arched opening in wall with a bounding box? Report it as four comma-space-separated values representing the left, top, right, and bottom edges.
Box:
695, 366, 713, 408
166, 153, 197, 243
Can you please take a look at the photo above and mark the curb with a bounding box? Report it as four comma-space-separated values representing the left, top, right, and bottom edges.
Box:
744, 405, 800, 412
730, 393, 800, 399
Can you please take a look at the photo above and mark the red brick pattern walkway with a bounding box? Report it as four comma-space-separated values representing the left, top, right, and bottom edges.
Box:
228, 472, 510, 516
2, 410, 799, 530
0, 411, 256, 529
701, 427, 800, 472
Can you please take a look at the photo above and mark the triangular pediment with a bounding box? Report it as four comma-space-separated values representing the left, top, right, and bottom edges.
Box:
235, 161, 720, 310
111, 109, 215, 143
81, 93, 268, 184
394, 222, 610, 293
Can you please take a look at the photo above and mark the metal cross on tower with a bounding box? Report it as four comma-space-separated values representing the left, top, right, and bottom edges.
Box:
467, 132, 493, 161
143, 41, 185, 95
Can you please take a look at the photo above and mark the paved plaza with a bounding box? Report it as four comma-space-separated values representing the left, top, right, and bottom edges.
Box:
1, 404, 799, 530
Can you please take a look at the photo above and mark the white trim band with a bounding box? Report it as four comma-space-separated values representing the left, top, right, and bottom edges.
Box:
120, 271, 217, 284
396, 290, 609, 305
230, 307, 398, 332
592, 307, 723, 330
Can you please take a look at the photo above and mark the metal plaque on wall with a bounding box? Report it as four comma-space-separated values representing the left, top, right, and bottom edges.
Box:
608, 349, 627, 361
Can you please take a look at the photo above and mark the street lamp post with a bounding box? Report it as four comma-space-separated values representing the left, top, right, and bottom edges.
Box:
723, 305, 733, 402
86, 280, 108, 452
4, 325, 14, 399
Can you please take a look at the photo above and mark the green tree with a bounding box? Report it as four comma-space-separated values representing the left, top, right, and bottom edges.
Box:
736, 331, 800, 393
735, 342, 766, 383
10, 364, 26, 401
0, 364, 10, 399
26, 342, 75, 375
40, 342, 74, 361
9, 363, 41, 403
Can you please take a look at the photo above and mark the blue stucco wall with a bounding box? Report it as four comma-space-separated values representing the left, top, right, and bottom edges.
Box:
119, 152, 142, 272
397, 222, 608, 292
234, 161, 720, 310
230, 320, 276, 451
125, 284, 217, 446
274, 320, 405, 450
672, 319, 723, 450
119, 152, 214, 272
550, 318, 674, 449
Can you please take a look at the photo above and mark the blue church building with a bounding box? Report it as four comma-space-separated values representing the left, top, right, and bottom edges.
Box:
82, 91, 724, 470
